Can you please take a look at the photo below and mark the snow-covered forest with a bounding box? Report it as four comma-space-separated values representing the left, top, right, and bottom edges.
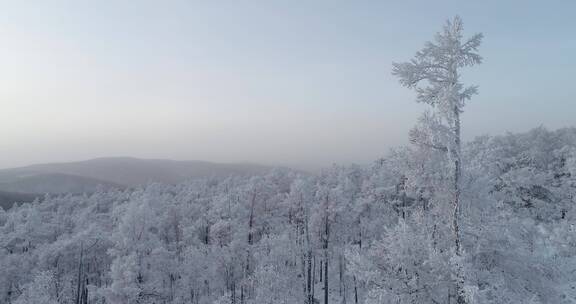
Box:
1, 17, 575, 304
2, 127, 575, 304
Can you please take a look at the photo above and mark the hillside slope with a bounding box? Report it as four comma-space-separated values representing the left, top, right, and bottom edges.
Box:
0, 157, 272, 193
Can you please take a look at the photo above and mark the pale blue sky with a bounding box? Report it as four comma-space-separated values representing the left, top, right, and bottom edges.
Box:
1, 1, 575, 169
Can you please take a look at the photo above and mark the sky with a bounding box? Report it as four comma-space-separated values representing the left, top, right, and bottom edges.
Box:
0, 1, 575, 170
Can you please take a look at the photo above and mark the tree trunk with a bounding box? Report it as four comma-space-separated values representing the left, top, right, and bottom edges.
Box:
453, 106, 466, 304
339, 254, 343, 297
320, 261, 323, 283
301, 193, 312, 304
453, 106, 462, 255
312, 255, 316, 299
75, 242, 84, 304
324, 256, 328, 304
307, 249, 312, 304
299, 223, 307, 304
248, 192, 256, 246
353, 276, 358, 304
306, 220, 313, 304
324, 213, 329, 304
358, 219, 362, 250
82, 278, 88, 304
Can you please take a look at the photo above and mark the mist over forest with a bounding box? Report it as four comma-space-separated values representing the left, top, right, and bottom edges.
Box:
1, 8, 575, 304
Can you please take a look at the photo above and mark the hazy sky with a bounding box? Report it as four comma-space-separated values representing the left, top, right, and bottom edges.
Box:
1, 1, 575, 169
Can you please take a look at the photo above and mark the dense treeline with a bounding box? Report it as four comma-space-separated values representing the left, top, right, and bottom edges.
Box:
1, 127, 575, 304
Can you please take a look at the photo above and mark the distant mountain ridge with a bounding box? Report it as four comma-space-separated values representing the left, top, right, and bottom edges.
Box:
0, 157, 273, 209
0, 172, 123, 194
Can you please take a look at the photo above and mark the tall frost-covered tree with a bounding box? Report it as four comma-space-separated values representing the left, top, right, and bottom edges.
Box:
392, 16, 482, 303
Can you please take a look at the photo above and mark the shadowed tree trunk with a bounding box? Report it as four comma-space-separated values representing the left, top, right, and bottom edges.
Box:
323, 210, 329, 304
75, 242, 83, 304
